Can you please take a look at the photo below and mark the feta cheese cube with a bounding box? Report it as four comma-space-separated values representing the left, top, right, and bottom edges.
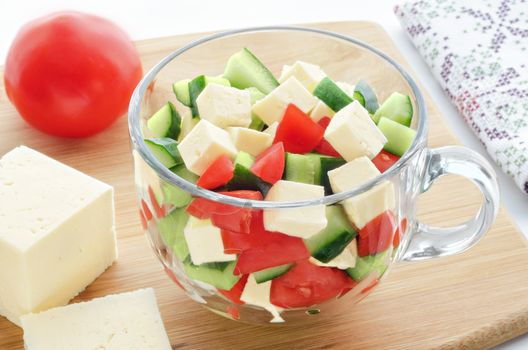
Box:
21, 289, 171, 350
310, 100, 335, 122
335, 81, 355, 97
263, 180, 327, 239
310, 239, 358, 269
183, 217, 236, 265
240, 274, 283, 323
227, 127, 273, 157
324, 101, 387, 161
263, 122, 279, 139
196, 83, 252, 128
328, 156, 395, 229
252, 77, 318, 125
278, 61, 326, 92
177, 119, 238, 175
0, 146, 117, 326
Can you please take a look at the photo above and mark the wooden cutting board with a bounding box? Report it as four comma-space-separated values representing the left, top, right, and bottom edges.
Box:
1, 21, 528, 350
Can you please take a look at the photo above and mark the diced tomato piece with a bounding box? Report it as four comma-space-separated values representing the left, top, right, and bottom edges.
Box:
221, 230, 252, 254
358, 211, 396, 257
314, 117, 341, 157
148, 186, 166, 218
139, 209, 148, 230
270, 260, 354, 308
251, 142, 285, 184
226, 306, 240, 320
218, 274, 249, 305
141, 199, 153, 221
164, 266, 185, 291
187, 191, 263, 233
274, 104, 324, 154
372, 150, 400, 173
393, 218, 407, 248
317, 116, 332, 128
197, 155, 234, 190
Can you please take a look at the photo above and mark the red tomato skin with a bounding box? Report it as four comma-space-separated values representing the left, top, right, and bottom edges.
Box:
4, 11, 142, 137
140, 199, 153, 221
270, 260, 354, 308
196, 155, 234, 190
250, 142, 285, 184
393, 218, 407, 248
218, 274, 249, 305
274, 104, 324, 154
372, 150, 400, 173
358, 211, 396, 257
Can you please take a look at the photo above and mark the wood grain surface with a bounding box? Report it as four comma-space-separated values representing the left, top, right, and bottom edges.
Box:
1, 21, 527, 350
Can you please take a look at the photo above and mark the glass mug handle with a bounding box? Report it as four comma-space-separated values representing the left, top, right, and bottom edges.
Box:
400, 146, 500, 261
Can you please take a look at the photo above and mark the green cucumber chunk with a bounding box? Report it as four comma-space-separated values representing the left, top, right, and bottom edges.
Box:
206, 76, 231, 87
305, 206, 357, 263
226, 151, 271, 195
172, 79, 191, 106
249, 115, 265, 131
354, 80, 379, 114
158, 207, 190, 261
284, 153, 317, 184
319, 156, 346, 195
313, 77, 353, 112
161, 165, 198, 208
144, 138, 182, 168
254, 264, 293, 284
146, 101, 181, 140
377, 117, 416, 156
183, 259, 240, 290
353, 90, 366, 107
223, 48, 279, 94
373, 92, 413, 126
346, 251, 389, 281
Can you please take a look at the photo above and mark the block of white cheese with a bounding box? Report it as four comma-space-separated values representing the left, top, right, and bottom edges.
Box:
21, 288, 171, 350
177, 119, 238, 175
0, 146, 117, 326
278, 61, 326, 92
324, 101, 387, 161
240, 274, 283, 323
227, 127, 273, 157
196, 83, 252, 128
310, 239, 358, 269
328, 156, 395, 229
263, 180, 327, 239
183, 217, 236, 265
252, 77, 317, 125
310, 100, 335, 122
263, 122, 279, 139
335, 81, 356, 97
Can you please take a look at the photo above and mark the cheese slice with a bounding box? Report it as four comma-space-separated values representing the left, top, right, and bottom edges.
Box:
21, 289, 171, 350
183, 217, 236, 265
240, 274, 283, 323
196, 83, 252, 128
0, 146, 117, 326
227, 127, 273, 157
278, 61, 326, 92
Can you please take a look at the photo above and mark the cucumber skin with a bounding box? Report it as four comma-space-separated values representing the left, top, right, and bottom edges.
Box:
372, 92, 413, 126
226, 163, 272, 195
309, 230, 356, 263
319, 157, 346, 195
254, 264, 293, 284
146, 102, 181, 139
377, 117, 417, 157
144, 138, 183, 168
313, 77, 353, 112
189, 75, 207, 118
284, 153, 316, 184
354, 80, 379, 114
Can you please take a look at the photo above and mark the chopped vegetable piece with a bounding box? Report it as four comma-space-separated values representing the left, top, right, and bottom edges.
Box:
373, 92, 413, 126
197, 155, 234, 190
371, 150, 400, 173
144, 138, 183, 168
314, 117, 341, 157
377, 117, 416, 156
250, 142, 285, 184
146, 101, 181, 139
219, 274, 249, 304
274, 104, 324, 154
172, 79, 191, 106
358, 211, 396, 257
313, 77, 353, 112
354, 80, 379, 114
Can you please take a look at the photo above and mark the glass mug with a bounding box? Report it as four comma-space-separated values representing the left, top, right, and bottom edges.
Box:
128, 27, 499, 324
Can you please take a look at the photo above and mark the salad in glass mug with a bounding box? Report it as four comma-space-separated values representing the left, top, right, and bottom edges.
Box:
128, 27, 499, 324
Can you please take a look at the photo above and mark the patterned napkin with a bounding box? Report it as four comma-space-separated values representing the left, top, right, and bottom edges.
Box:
395, 0, 528, 193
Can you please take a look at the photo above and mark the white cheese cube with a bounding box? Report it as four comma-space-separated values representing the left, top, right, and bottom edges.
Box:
252, 77, 317, 125
227, 127, 273, 157
183, 217, 236, 265
328, 156, 395, 229
177, 119, 238, 175
310, 239, 358, 269
336, 81, 355, 97
278, 61, 326, 92
263, 180, 327, 239
263, 122, 279, 139
21, 289, 171, 350
310, 100, 335, 122
0, 146, 117, 326
196, 83, 252, 128
240, 274, 283, 323
324, 101, 387, 161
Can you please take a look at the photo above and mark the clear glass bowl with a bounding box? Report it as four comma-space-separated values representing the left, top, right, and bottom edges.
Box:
128, 27, 499, 325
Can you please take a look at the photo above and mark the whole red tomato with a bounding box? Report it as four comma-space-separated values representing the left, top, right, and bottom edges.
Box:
4, 12, 143, 137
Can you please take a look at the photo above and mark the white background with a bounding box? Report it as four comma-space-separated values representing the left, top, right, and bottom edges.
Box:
1, 1, 528, 348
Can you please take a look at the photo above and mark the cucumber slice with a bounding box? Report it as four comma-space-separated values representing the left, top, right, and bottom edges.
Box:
284, 153, 317, 184
377, 117, 416, 156
188, 75, 231, 118
144, 138, 183, 168
313, 77, 353, 112
254, 264, 293, 284
172, 79, 191, 106
354, 80, 379, 114
223, 48, 279, 94
161, 165, 198, 208
183, 259, 240, 290
249, 115, 265, 131
319, 156, 346, 195
346, 251, 388, 281
158, 207, 190, 261
304, 206, 357, 263
226, 151, 271, 195
373, 92, 413, 126
353, 90, 366, 107
147, 101, 181, 139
